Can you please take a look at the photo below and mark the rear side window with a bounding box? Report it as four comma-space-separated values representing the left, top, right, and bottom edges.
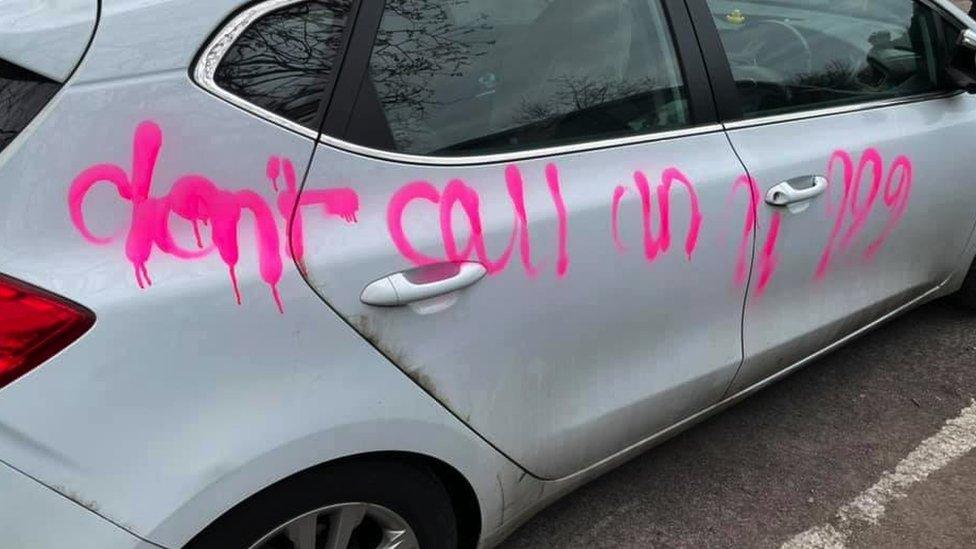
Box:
213, 0, 352, 129
0, 59, 60, 153
364, 0, 691, 156
705, 0, 954, 118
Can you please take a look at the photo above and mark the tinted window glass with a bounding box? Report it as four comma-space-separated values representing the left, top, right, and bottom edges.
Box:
705, 0, 951, 118
0, 59, 60, 153
366, 0, 690, 156
214, 0, 351, 129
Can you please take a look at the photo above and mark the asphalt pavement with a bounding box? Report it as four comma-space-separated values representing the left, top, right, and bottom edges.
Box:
500, 298, 976, 548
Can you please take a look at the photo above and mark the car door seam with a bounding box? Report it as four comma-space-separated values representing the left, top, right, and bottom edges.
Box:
718, 127, 757, 401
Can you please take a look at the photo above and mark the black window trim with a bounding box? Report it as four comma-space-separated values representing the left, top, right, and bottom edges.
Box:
319, 0, 383, 142
683, 0, 969, 130
665, 0, 720, 123
194, 0, 727, 166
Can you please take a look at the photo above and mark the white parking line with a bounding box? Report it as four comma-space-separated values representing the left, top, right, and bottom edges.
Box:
782, 399, 976, 549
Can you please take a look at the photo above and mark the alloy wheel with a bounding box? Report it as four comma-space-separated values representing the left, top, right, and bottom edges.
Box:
248, 502, 419, 549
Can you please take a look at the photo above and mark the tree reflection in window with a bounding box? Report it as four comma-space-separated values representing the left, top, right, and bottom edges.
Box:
368, 0, 495, 152
368, 0, 690, 156
214, 0, 351, 129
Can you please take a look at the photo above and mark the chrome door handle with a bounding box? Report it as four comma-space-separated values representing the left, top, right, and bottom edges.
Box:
765, 175, 828, 206
360, 261, 487, 307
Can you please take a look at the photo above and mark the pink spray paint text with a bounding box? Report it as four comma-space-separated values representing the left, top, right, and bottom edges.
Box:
68, 121, 361, 312
610, 167, 703, 264
68, 122, 915, 312
815, 148, 913, 280
386, 163, 569, 278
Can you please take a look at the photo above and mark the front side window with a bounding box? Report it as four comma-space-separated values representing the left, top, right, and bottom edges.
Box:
705, 0, 954, 118
0, 59, 60, 153
213, 0, 352, 129
365, 0, 691, 156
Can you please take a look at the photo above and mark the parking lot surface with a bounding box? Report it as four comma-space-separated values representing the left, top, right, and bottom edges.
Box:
501, 298, 976, 548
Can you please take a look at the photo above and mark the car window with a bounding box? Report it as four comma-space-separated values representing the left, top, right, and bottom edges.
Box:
705, 0, 953, 118
213, 0, 352, 130
365, 0, 690, 156
0, 59, 60, 153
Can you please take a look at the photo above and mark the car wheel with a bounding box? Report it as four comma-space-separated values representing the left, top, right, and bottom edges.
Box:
186, 458, 458, 549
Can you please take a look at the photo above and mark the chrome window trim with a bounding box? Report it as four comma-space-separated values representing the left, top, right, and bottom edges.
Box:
193, 0, 321, 141
192, 0, 721, 166
314, 124, 726, 166
722, 91, 963, 131
195, 0, 965, 163
929, 0, 976, 31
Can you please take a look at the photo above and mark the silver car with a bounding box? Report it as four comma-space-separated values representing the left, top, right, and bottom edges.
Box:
4, 0, 976, 547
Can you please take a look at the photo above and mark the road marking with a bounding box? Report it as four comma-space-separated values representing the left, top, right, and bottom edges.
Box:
782, 399, 976, 549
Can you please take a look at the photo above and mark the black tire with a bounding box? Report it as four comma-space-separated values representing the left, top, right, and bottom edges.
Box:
955, 258, 976, 310
185, 458, 458, 549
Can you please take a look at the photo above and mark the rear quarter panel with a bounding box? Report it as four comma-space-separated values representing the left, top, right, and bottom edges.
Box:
0, 1, 525, 545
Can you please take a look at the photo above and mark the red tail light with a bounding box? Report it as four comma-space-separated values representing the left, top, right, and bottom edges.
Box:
0, 274, 94, 390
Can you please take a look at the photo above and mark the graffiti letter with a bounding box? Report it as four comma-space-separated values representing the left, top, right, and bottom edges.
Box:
613, 167, 701, 265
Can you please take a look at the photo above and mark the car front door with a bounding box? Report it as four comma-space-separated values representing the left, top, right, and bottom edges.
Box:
287, 0, 755, 478
695, 0, 976, 393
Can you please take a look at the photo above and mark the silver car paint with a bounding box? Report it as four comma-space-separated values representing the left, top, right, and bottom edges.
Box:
0, 0, 975, 548
299, 131, 750, 479
727, 93, 976, 394
0, 460, 157, 549
0, 0, 96, 81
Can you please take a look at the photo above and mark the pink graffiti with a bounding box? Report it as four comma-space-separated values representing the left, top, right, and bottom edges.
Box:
730, 174, 780, 296
167, 176, 285, 311
440, 178, 519, 273
72, 123, 917, 311
546, 164, 570, 277
504, 165, 538, 277
611, 168, 702, 264
69, 121, 363, 313
815, 149, 913, 280
387, 163, 567, 278
388, 181, 443, 267
865, 155, 912, 260
731, 175, 760, 287
611, 186, 628, 253
69, 121, 211, 289
268, 156, 358, 273
267, 156, 281, 192
757, 211, 782, 295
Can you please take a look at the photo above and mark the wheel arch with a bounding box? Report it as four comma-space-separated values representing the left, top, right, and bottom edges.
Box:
332, 451, 482, 549
137, 409, 512, 549
183, 450, 482, 549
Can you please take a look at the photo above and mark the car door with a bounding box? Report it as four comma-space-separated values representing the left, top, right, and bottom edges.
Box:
693, 0, 976, 394
289, 0, 754, 479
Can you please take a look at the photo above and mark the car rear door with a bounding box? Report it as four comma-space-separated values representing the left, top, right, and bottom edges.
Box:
692, 0, 976, 394
291, 0, 755, 479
